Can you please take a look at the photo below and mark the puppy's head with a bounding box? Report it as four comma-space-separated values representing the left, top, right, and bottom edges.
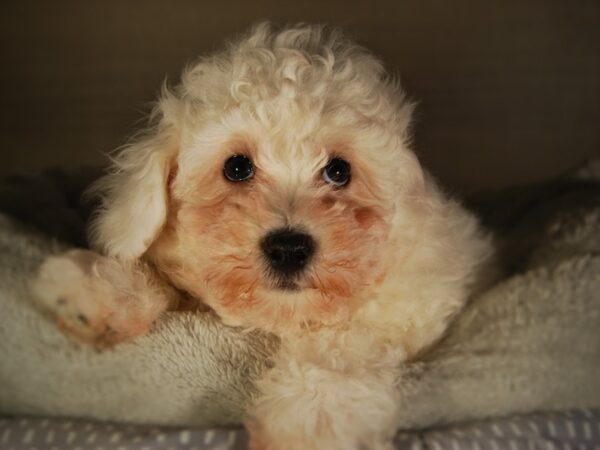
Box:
90, 23, 427, 332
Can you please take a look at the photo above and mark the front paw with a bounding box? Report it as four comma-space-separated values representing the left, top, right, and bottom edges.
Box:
245, 373, 399, 450
31, 250, 157, 347
246, 419, 395, 450
246, 420, 310, 450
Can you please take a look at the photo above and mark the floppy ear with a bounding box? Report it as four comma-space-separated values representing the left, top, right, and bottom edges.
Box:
88, 122, 178, 260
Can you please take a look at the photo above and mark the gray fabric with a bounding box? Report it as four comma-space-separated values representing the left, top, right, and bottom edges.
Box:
1, 410, 599, 450
423, 409, 600, 450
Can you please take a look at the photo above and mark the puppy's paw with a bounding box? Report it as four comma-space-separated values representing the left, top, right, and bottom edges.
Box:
31, 250, 163, 347
246, 419, 394, 450
246, 422, 301, 450
246, 339, 401, 450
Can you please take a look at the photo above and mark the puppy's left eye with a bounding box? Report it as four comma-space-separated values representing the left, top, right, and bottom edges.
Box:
224, 155, 254, 182
323, 158, 351, 187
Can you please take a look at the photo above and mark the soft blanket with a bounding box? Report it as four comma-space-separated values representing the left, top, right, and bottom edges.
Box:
0, 167, 598, 430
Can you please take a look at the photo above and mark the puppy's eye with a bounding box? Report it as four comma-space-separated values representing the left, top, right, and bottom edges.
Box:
224, 155, 254, 182
322, 158, 351, 187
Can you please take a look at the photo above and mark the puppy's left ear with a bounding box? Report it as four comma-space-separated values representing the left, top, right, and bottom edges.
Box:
88, 111, 179, 260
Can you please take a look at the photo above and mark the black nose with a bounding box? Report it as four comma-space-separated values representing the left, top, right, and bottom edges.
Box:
261, 228, 316, 275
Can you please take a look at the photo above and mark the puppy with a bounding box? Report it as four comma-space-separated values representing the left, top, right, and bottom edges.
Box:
32, 23, 494, 450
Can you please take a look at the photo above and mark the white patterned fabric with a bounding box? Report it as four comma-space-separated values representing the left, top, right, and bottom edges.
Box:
1, 410, 599, 450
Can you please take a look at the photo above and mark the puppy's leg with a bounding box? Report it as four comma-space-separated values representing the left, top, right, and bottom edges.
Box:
31, 249, 176, 346
246, 327, 405, 450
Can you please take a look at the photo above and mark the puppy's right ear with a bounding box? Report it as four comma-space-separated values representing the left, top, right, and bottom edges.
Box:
88, 111, 178, 261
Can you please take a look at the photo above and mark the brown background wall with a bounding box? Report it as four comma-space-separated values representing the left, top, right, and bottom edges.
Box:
1, 0, 599, 196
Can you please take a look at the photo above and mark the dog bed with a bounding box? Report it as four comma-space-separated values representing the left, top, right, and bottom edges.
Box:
0, 164, 599, 449
1, 409, 599, 450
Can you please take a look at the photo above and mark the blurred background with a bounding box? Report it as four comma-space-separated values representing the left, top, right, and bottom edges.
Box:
1, 0, 599, 197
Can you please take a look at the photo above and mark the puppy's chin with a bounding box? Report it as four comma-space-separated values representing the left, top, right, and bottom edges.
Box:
272, 279, 300, 292
205, 281, 360, 335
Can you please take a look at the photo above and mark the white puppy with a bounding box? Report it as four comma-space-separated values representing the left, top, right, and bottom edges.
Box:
32, 23, 494, 450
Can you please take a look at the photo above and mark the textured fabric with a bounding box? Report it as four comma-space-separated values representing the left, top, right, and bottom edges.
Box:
1, 410, 599, 450
0, 166, 599, 430
424, 410, 600, 450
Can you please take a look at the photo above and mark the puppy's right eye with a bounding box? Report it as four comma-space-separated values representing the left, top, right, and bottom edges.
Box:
224, 155, 254, 182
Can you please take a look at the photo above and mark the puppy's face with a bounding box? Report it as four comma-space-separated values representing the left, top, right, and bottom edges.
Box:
93, 24, 425, 333
153, 110, 402, 331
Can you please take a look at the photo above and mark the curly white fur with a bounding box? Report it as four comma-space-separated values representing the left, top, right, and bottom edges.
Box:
33, 23, 494, 450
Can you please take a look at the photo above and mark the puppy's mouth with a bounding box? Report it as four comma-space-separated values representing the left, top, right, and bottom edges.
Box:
273, 278, 301, 292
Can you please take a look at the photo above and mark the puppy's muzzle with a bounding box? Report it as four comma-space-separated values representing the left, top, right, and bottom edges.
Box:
261, 228, 315, 276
